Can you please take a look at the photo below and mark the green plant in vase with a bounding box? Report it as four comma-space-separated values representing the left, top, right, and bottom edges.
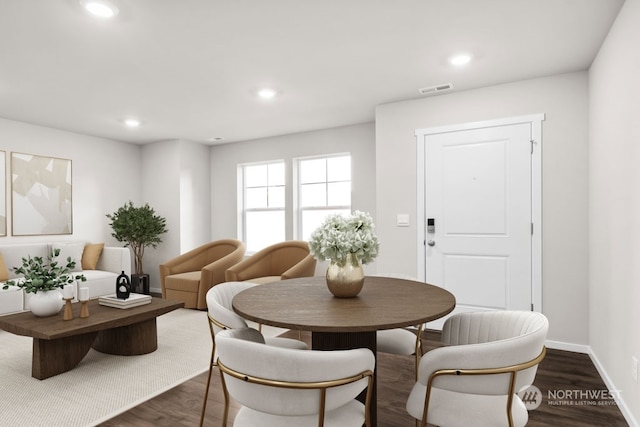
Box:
2, 248, 86, 294
2, 249, 86, 316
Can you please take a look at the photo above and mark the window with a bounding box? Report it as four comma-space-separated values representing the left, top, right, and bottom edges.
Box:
297, 154, 351, 240
238, 155, 351, 252
240, 161, 285, 253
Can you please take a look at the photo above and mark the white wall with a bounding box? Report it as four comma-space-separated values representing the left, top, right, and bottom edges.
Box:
0, 117, 141, 248
0, 120, 210, 294
589, 0, 640, 424
210, 122, 376, 272
142, 139, 211, 292
140, 140, 180, 288
178, 140, 211, 251
375, 72, 590, 347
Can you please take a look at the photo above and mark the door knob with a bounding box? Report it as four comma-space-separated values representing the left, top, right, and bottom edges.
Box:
427, 240, 436, 247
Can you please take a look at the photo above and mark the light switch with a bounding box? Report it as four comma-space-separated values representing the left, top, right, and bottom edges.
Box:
396, 214, 410, 227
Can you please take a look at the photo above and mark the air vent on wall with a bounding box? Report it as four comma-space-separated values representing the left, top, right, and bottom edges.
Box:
418, 83, 454, 95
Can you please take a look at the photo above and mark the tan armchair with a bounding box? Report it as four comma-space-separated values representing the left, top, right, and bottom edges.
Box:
159, 239, 245, 309
224, 240, 317, 284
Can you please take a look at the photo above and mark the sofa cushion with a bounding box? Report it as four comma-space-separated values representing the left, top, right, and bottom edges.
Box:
51, 242, 86, 272
82, 243, 104, 270
0, 253, 8, 282
165, 271, 201, 293
78, 270, 120, 299
81, 270, 116, 280
0, 244, 49, 279
0, 285, 23, 315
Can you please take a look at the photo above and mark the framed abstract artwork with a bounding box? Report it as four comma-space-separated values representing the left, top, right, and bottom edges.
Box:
0, 151, 5, 236
11, 152, 73, 236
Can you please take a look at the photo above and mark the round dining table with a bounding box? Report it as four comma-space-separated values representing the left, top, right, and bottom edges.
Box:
232, 275, 456, 426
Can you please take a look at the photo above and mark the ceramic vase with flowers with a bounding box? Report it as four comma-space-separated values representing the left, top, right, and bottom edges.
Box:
1, 249, 87, 317
308, 211, 380, 298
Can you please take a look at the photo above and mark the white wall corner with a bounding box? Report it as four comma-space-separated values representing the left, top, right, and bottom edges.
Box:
589, 348, 640, 427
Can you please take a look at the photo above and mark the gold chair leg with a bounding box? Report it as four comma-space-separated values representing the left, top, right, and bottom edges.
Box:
199, 362, 214, 427
201, 315, 217, 427
414, 324, 424, 380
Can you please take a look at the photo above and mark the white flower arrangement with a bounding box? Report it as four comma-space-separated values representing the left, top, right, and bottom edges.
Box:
308, 211, 380, 266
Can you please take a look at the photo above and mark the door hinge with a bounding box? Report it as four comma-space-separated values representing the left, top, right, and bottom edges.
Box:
531, 223, 534, 235
531, 303, 534, 311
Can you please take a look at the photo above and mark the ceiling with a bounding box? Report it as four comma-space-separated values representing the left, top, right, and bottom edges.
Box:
0, 0, 624, 145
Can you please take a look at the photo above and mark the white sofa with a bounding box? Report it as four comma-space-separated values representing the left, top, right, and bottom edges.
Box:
0, 242, 131, 316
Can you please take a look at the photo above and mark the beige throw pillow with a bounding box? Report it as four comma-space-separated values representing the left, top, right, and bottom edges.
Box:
0, 253, 8, 282
82, 243, 105, 270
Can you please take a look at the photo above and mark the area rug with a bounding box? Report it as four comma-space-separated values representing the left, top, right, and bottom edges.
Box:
0, 308, 247, 426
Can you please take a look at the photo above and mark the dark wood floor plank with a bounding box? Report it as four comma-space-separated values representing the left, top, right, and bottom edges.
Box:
100, 329, 629, 427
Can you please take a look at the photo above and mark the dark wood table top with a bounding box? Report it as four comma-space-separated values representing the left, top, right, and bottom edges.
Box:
233, 276, 456, 333
0, 297, 184, 340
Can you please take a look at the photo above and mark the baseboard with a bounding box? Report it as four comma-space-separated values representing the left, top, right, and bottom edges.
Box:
588, 349, 639, 427
514, 340, 639, 425
545, 339, 590, 354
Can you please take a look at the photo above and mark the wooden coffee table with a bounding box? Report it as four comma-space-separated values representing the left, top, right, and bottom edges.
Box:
0, 297, 183, 379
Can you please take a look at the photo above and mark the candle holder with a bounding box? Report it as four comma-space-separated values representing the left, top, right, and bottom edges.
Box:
78, 287, 90, 318
80, 300, 89, 318
63, 297, 74, 321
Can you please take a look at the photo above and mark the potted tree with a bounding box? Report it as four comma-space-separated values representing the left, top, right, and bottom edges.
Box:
106, 201, 168, 294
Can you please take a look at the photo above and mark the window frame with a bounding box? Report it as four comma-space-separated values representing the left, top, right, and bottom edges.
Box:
238, 160, 286, 253
294, 153, 352, 240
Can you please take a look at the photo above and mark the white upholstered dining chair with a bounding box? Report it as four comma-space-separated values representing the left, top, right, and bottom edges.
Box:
373, 273, 425, 379
199, 281, 308, 426
406, 310, 548, 427
216, 327, 375, 426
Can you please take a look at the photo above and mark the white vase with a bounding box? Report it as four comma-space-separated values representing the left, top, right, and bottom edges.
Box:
29, 289, 64, 317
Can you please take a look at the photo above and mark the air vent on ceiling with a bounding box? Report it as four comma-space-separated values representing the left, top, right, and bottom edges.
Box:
418, 83, 454, 95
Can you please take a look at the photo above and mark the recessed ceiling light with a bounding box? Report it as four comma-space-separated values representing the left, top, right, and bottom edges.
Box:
449, 53, 472, 66
257, 88, 277, 100
207, 137, 224, 142
123, 118, 140, 128
80, 0, 119, 18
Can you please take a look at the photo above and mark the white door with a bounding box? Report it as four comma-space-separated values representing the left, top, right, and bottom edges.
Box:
417, 116, 543, 328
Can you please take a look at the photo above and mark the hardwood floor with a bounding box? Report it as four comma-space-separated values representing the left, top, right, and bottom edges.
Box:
100, 330, 629, 427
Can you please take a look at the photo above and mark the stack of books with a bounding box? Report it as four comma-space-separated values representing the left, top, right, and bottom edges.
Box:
98, 293, 152, 309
